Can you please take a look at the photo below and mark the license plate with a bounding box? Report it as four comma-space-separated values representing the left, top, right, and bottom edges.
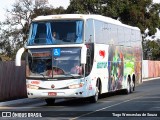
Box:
48, 92, 57, 96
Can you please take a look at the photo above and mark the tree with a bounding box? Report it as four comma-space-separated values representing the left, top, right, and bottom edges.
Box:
67, 0, 160, 36
67, 0, 103, 14
0, 0, 35, 59
0, 0, 65, 60
1, 0, 160, 60
102, 0, 160, 36
143, 40, 160, 60
67, 0, 160, 60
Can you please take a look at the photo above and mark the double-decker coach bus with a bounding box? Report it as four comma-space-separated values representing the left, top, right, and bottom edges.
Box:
15, 14, 142, 105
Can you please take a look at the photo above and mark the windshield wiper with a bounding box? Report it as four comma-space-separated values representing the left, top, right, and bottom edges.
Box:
40, 73, 45, 78
64, 73, 81, 79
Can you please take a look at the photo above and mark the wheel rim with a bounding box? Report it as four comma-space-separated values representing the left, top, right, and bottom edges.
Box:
95, 80, 100, 100
127, 81, 130, 93
132, 81, 135, 91
95, 86, 99, 100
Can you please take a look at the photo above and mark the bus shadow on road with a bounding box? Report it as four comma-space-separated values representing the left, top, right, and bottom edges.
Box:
99, 90, 128, 98
45, 90, 137, 107
46, 98, 91, 107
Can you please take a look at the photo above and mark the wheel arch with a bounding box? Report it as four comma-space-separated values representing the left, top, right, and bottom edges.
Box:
127, 74, 131, 83
132, 74, 136, 83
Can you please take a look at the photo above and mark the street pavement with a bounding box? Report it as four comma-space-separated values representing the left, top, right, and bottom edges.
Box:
0, 78, 160, 120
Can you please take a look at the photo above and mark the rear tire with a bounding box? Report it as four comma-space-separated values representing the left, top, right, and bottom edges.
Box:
89, 80, 100, 103
45, 98, 55, 105
132, 75, 135, 91
133, 82, 135, 91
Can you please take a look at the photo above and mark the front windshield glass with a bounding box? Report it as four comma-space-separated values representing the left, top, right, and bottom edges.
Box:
27, 20, 83, 45
26, 48, 83, 79
26, 49, 52, 78
52, 48, 82, 78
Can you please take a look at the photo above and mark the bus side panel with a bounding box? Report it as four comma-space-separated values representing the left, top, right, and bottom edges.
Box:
89, 44, 142, 94
108, 45, 142, 91
90, 44, 109, 94
108, 45, 125, 91
133, 44, 143, 84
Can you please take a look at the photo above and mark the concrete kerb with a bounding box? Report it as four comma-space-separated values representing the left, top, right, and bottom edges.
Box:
142, 77, 160, 82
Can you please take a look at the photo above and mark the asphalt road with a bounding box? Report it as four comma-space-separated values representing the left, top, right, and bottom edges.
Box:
0, 78, 160, 120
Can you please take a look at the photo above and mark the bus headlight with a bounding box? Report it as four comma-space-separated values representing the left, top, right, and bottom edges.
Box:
27, 84, 39, 90
68, 83, 84, 89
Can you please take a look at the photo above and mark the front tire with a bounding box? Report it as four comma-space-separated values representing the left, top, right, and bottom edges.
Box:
124, 77, 131, 94
45, 98, 55, 105
89, 80, 100, 103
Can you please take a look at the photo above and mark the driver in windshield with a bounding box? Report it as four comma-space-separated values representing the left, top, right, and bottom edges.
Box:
47, 67, 64, 77
71, 61, 82, 75
52, 32, 59, 40
34, 59, 46, 73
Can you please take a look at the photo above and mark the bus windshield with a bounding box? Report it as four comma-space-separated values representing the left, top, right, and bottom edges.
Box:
26, 48, 83, 79
27, 20, 83, 45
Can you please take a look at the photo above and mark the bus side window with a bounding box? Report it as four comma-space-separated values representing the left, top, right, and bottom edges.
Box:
66, 32, 75, 42
85, 19, 94, 43
85, 48, 91, 75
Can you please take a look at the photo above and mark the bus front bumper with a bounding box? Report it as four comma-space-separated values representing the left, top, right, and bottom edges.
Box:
27, 88, 88, 99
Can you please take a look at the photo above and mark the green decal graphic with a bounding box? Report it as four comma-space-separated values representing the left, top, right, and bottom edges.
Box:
97, 62, 108, 68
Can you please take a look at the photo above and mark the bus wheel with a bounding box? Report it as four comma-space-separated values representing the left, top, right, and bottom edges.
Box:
132, 81, 135, 91
124, 76, 131, 94
45, 98, 55, 105
132, 75, 135, 91
89, 80, 100, 103
132, 81, 135, 92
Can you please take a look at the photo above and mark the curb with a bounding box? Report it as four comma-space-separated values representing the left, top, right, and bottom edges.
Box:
142, 77, 160, 82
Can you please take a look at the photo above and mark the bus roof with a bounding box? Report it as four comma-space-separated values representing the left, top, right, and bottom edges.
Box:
33, 14, 140, 31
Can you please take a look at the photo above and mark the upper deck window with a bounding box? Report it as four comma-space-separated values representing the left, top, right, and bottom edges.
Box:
27, 20, 83, 45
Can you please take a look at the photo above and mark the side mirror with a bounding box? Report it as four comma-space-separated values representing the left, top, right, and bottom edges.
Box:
81, 45, 87, 64
15, 47, 25, 66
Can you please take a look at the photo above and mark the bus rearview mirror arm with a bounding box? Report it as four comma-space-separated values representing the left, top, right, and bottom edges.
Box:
81, 45, 87, 64
15, 47, 25, 66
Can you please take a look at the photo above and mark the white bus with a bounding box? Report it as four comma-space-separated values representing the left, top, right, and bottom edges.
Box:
16, 14, 142, 105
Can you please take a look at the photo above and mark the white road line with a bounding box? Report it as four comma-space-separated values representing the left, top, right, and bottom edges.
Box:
134, 101, 160, 102
153, 107, 160, 108
70, 96, 142, 120
98, 101, 112, 103
139, 96, 160, 98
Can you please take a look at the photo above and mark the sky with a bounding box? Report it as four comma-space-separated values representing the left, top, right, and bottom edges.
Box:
0, 0, 160, 39
0, 0, 160, 21
0, 0, 70, 22
0, 0, 160, 22
153, 0, 160, 3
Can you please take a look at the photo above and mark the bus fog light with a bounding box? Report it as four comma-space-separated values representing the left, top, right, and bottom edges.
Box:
69, 83, 84, 89
27, 84, 39, 90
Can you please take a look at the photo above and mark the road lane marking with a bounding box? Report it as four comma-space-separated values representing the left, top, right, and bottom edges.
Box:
98, 101, 112, 103
134, 101, 160, 102
139, 96, 160, 98
70, 96, 142, 120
